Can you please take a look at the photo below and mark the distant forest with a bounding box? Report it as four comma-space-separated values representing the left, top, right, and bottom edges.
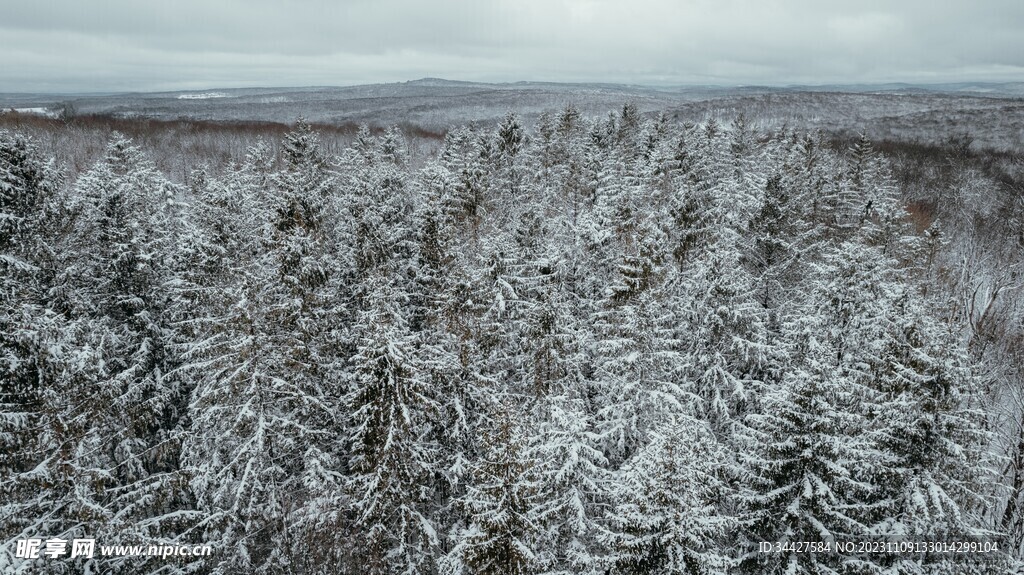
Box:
2, 105, 1023, 574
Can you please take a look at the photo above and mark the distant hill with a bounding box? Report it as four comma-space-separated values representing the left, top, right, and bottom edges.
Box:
3, 79, 1022, 150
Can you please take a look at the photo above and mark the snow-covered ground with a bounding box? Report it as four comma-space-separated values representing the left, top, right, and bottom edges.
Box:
7, 107, 58, 117
176, 92, 229, 100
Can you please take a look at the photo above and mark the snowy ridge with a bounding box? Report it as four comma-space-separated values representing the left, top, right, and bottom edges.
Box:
176, 92, 229, 100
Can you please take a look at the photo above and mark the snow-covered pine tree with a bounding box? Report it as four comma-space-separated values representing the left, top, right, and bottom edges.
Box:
666, 129, 771, 429
11, 132, 202, 574
831, 241, 1000, 573
590, 216, 693, 467
345, 272, 442, 575
0, 130, 75, 572
737, 328, 881, 575
605, 416, 733, 575
528, 395, 609, 575
497, 112, 526, 199
0, 130, 58, 422
438, 127, 492, 237
744, 173, 801, 309
869, 294, 1001, 575
185, 123, 346, 573
444, 405, 539, 575
341, 129, 418, 289
0, 132, 260, 575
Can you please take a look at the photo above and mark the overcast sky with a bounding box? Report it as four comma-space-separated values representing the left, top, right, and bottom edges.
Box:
3, 0, 1024, 93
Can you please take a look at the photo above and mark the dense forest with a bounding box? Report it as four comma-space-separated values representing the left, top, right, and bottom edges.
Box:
2, 105, 1023, 574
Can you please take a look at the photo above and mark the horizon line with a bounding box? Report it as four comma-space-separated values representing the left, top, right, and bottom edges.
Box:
3, 77, 1023, 97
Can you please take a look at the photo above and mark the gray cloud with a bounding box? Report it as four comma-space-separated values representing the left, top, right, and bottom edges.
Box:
3, 0, 1024, 92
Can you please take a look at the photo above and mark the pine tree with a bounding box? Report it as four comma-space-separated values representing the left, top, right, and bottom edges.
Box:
738, 338, 881, 575
0, 131, 76, 571
444, 405, 539, 575
185, 124, 345, 574
860, 268, 997, 574
592, 283, 690, 467
497, 112, 526, 197
79, 134, 199, 568
345, 273, 441, 575
606, 416, 733, 575
0, 132, 204, 574
528, 396, 609, 575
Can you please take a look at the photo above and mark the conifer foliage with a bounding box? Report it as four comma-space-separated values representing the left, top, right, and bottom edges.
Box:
0, 113, 1010, 575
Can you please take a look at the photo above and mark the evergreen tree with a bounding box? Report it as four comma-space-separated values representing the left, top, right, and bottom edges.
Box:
444, 406, 538, 575
738, 337, 881, 575
528, 396, 609, 575
606, 417, 733, 575
345, 273, 441, 575
185, 124, 345, 574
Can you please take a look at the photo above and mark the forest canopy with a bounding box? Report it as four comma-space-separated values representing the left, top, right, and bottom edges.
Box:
2, 106, 1023, 575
